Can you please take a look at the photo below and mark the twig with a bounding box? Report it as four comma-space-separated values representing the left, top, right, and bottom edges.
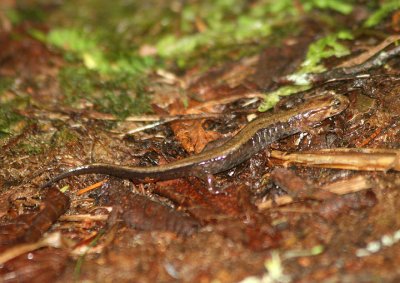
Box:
0, 232, 66, 264
322, 44, 400, 78
270, 148, 400, 171
278, 43, 400, 85
189, 92, 264, 111
338, 35, 400, 68
77, 179, 108, 196
59, 214, 109, 222
124, 93, 263, 134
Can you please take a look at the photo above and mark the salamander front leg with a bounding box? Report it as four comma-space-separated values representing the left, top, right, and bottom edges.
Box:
206, 173, 215, 193
196, 171, 226, 195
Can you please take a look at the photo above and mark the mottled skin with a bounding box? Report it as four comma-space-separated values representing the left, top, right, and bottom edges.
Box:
41, 92, 348, 188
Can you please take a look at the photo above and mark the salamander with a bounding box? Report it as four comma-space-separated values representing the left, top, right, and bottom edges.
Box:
41, 91, 348, 188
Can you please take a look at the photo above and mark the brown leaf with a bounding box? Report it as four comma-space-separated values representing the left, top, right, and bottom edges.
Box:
170, 119, 221, 153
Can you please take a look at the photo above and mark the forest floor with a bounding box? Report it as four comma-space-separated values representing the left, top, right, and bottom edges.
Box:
1, 1, 400, 282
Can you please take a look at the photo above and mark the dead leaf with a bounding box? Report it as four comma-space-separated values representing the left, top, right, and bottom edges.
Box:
170, 119, 221, 153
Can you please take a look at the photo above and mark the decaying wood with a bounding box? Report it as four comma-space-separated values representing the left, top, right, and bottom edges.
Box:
269, 168, 334, 200
317, 191, 377, 220
258, 175, 372, 210
100, 180, 201, 235
18, 188, 70, 243
0, 187, 70, 246
271, 148, 400, 171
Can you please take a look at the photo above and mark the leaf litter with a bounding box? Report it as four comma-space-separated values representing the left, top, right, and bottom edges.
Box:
1, 1, 400, 282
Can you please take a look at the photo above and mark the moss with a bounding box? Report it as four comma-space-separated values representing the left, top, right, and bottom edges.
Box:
0, 77, 13, 94
38, 0, 359, 71
301, 31, 354, 73
0, 106, 25, 139
16, 141, 44, 155
153, 0, 356, 67
0, 78, 28, 139
58, 66, 151, 118
302, 0, 354, 15
258, 85, 312, 112
364, 0, 400, 27
50, 127, 79, 148
32, 20, 156, 116
258, 30, 354, 111
58, 66, 96, 104
155, 0, 288, 67
27, 0, 371, 116
94, 81, 152, 120
5, 5, 46, 26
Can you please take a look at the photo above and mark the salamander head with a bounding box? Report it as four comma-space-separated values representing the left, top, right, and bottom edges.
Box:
290, 91, 349, 127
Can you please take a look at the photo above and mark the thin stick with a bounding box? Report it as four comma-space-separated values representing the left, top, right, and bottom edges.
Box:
59, 214, 109, 222
77, 180, 108, 196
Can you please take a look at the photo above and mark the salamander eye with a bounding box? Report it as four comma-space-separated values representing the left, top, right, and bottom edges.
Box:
332, 98, 341, 107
